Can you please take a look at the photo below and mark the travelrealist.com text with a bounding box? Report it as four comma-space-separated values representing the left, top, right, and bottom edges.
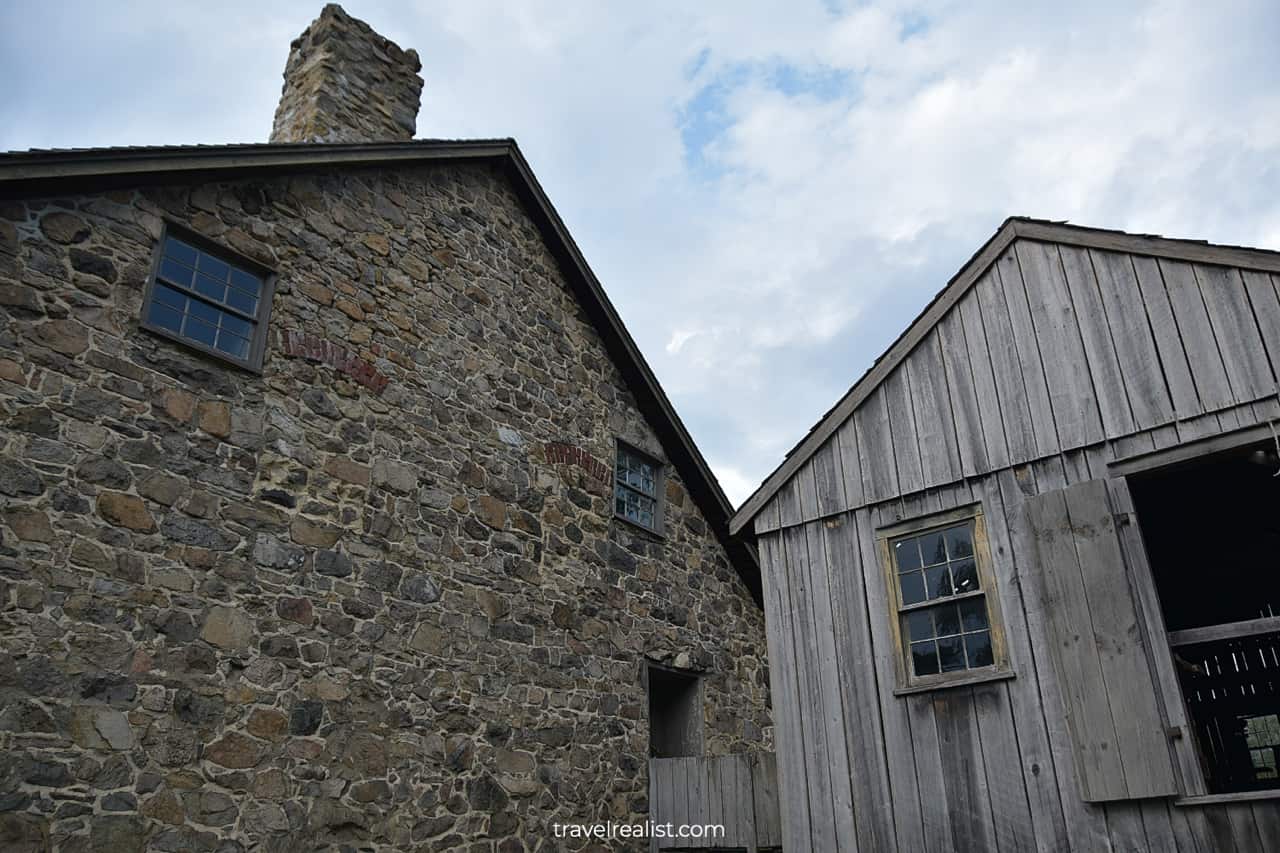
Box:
551, 821, 727, 840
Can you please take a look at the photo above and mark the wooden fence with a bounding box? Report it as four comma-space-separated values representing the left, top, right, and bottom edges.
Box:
648, 753, 781, 852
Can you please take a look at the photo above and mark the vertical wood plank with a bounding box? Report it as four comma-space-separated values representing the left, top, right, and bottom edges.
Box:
1062, 481, 1178, 797
821, 513, 898, 853
885, 366, 925, 495
906, 692, 957, 853
995, 247, 1060, 457
1132, 254, 1201, 418
906, 331, 961, 487
835, 416, 865, 512
1106, 478, 1206, 797
973, 272, 1034, 464
1138, 800, 1178, 853
752, 752, 782, 848
972, 682, 1037, 853
1089, 249, 1176, 430
937, 304, 992, 477
810, 436, 845, 519
782, 522, 839, 852
1016, 240, 1105, 449
934, 688, 1000, 853
1250, 801, 1280, 853
1059, 244, 1136, 437
1243, 272, 1280, 380
856, 386, 900, 503
975, 476, 1072, 853
1227, 804, 1265, 853
1197, 264, 1276, 402
1160, 258, 1235, 411
803, 519, 859, 851
757, 533, 812, 851
1023, 486, 1127, 801
853, 506, 926, 851
1105, 802, 1149, 853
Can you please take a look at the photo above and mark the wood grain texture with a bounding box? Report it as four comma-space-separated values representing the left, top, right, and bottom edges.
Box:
1059, 244, 1135, 436
1160, 258, 1235, 411
1016, 240, 1105, 448
996, 247, 1060, 456
906, 331, 961, 486
1196, 264, 1276, 402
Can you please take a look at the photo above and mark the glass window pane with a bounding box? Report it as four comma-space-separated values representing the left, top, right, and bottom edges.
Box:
934, 604, 962, 637
906, 610, 934, 642
148, 302, 183, 333
919, 532, 947, 566
894, 538, 923, 573
938, 636, 966, 672
194, 272, 226, 302
951, 558, 979, 593
196, 252, 230, 281
225, 287, 257, 315
228, 267, 261, 296
164, 237, 198, 267
900, 571, 926, 606
965, 631, 994, 668
959, 598, 989, 632
925, 565, 953, 600
188, 299, 221, 325
911, 641, 940, 676
216, 330, 250, 360
220, 313, 252, 338
153, 283, 188, 311
945, 523, 974, 559
185, 317, 217, 348
158, 257, 193, 288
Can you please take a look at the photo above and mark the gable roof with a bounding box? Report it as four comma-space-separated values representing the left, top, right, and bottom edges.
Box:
729, 216, 1280, 535
0, 139, 762, 605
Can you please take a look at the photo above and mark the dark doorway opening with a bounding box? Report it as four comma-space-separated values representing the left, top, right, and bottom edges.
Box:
647, 664, 703, 758
1130, 440, 1280, 794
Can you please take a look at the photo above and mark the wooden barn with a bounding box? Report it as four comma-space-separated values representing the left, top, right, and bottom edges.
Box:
729, 218, 1280, 852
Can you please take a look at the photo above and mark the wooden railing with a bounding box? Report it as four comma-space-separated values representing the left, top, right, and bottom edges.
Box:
648, 753, 781, 852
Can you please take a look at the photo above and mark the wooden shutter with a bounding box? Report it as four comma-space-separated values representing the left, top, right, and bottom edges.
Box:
1024, 479, 1178, 801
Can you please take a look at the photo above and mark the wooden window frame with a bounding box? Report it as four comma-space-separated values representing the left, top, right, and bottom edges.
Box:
614, 439, 666, 536
139, 220, 277, 373
877, 503, 1013, 695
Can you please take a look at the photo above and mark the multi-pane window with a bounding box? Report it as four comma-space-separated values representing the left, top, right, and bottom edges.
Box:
615, 443, 662, 532
881, 508, 1008, 690
141, 228, 273, 370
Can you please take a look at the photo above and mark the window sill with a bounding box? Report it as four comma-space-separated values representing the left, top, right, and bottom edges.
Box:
1174, 790, 1280, 807
614, 513, 665, 539
893, 668, 1016, 696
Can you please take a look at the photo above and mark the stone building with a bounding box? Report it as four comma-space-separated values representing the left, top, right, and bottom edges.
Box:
0, 6, 772, 851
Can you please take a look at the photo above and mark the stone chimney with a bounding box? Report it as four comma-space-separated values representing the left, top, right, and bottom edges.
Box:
270, 4, 423, 144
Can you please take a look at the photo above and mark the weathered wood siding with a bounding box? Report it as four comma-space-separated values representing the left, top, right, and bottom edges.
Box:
648, 753, 781, 851
753, 239, 1280, 851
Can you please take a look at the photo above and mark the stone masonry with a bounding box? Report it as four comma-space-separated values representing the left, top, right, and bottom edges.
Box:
271, 4, 424, 144
0, 8, 772, 852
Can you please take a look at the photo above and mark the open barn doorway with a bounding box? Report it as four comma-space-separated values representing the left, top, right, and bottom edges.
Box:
1129, 438, 1280, 794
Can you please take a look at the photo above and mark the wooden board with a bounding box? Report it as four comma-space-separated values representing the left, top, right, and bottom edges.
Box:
1130, 254, 1201, 419
1016, 240, 1104, 449
995, 247, 1059, 456
855, 386, 899, 503
1058, 244, 1136, 437
1196, 264, 1276, 402
885, 366, 925, 495
1160, 259, 1235, 411
906, 331, 961, 487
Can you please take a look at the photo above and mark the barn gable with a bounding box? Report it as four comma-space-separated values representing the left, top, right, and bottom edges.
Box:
731, 217, 1280, 536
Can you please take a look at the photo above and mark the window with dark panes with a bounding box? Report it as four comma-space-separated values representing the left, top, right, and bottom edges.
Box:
615, 443, 662, 532
881, 507, 1009, 689
141, 228, 274, 370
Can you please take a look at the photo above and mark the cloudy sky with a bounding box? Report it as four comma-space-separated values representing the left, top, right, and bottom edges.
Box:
4, 1, 1279, 505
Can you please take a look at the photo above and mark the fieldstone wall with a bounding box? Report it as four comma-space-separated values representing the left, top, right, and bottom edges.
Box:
270, 4, 424, 144
0, 162, 771, 851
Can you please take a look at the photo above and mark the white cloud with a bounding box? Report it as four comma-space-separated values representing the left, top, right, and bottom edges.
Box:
4, 0, 1280, 507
